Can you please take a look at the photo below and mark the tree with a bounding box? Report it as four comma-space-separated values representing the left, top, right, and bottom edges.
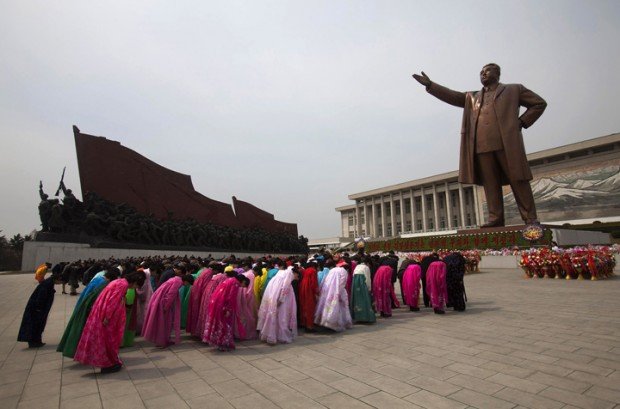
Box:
9, 234, 29, 252
0, 231, 8, 248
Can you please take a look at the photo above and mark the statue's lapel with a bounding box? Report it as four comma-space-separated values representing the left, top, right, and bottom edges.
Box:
494, 83, 506, 100
474, 89, 483, 111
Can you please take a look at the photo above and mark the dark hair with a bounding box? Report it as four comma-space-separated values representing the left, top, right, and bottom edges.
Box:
125, 271, 146, 287
105, 270, 120, 281
235, 275, 250, 286
181, 274, 195, 285
252, 264, 264, 276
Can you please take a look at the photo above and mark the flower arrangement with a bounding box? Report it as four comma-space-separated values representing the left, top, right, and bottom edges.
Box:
519, 246, 616, 280
377, 245, 618, 279
396, 249, 482, 273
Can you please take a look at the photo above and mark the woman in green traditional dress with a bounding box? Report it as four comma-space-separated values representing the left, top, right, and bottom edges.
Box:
57, 270, 118, 358
350, 256, 376, 323
121, 287, 137, 347
180, 264, 204, 329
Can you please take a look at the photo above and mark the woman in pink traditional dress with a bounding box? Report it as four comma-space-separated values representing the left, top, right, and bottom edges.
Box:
185, 266, 214, 335
142, 274, 194, 347
372, 264, 400, 317
194, 265, 227, 338
203, 274, 250, 351
235, 265, 258, 340
257, 266, 297, 345
314, 262, 353, 332
135, 265, 154, 335
402, 263, 422, 312
74, 272, 146, 373
426, 261, 448, 314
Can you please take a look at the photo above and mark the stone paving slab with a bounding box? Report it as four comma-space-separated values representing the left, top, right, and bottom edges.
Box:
1, 269, 620, 409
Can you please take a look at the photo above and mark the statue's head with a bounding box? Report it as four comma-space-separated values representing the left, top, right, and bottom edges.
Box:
480, 63, 500, 86
66, 189, 73, 195
41, 194, 48, 200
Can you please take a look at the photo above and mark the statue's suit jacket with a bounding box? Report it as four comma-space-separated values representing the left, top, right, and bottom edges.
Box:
426, 82, 547, 186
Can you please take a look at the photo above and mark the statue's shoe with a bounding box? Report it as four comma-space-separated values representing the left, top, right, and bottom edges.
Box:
481, 220, 504, 228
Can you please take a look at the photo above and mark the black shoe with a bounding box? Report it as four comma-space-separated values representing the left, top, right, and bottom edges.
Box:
101, 364, 122, 374
28, 342, 45, 348
433, 308, 445, 315
410, 307, 420, 312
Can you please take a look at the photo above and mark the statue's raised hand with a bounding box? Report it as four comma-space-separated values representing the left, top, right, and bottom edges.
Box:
412, 71, 431, 87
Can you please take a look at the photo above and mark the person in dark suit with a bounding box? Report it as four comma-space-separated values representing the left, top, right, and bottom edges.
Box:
413, 64, 547, 227
18, 273, 62, 348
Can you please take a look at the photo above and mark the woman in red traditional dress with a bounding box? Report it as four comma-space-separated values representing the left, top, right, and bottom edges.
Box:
299, 261, 319, 331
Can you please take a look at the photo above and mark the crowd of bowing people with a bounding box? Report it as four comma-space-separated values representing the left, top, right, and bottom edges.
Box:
19, 250, 467, 374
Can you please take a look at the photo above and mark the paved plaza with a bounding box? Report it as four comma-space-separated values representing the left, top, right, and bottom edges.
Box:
1, 268, 620, 409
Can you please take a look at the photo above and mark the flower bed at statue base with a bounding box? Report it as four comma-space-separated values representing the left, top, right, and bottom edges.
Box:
400, 250, 482, 273
519, 247, 616, 280
372, 245, 618, 280
366, 228, 553, 253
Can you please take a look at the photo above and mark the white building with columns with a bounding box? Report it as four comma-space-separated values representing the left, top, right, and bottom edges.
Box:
336, 172, 480, 240
336, 133, 620, 240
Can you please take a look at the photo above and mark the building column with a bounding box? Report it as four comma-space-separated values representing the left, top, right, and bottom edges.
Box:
380, 198, 386, 238
432, 184, 439, 231
458, 184, 466, 228
410, 188, 416, 232
445, 182, 453, 230
389, 194, 396, 237
372, 197, 377, 237
355, 201, 361, 238
472, 186, 481, 226
399, 194, 405, 235
362, 205, 367, 236
421, 186, 428, 232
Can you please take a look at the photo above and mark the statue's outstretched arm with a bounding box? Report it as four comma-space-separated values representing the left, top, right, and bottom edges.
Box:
413, 71, 466, 108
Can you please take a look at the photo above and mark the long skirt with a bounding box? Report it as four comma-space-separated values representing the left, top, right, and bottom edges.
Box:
122, 289, 137, 347
402, 265, 422, 309
350, 275, 376, 323
426, 261, 448, 311
57, 284, 106, 358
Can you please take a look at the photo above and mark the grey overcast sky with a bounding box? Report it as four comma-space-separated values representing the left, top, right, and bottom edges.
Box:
1, 0, 619, 240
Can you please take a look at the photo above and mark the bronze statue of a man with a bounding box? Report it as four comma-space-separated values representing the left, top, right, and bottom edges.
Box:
412, 64, 547, 227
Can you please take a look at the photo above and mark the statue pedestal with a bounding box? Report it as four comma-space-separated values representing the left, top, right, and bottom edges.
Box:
365, 224, 610, 253
458, 224, 611, 247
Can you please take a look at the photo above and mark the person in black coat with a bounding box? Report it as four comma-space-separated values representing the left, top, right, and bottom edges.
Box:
443, 252, 467, 311
18, 273, 62, 348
